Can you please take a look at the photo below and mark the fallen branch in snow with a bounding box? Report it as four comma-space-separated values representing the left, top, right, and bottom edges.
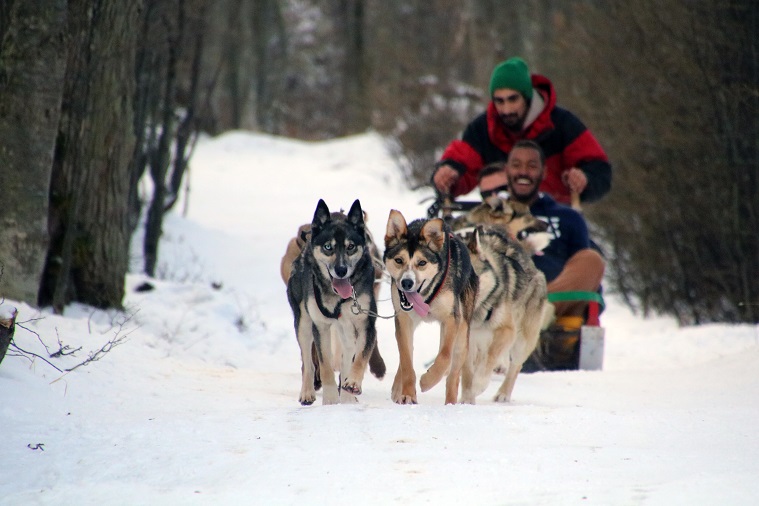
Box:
8, 309, 137, 374
64, 325, 131, 373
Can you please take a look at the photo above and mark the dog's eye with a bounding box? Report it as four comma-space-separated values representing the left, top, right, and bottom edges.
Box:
346, 243, 355, 252
394, 257, 403, 265
418, 260, 427, 267
323, 243, 332, 251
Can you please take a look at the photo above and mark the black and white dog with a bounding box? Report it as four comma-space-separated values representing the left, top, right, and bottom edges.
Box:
286, 199, 380, 405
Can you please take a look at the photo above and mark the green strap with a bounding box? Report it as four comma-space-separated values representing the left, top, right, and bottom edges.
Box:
547, 290, 605, 309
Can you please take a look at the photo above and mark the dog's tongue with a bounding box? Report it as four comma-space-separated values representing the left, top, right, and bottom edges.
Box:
332, 277, 354, 299
404, 291, 429, 317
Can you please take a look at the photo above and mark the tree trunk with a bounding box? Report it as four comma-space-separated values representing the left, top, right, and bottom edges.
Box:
252, 0, 286, 133
40, 0, 141, 310
0, 0, 67, 305
0, 305, 17, 366
338, 0, 369, 134
143, 0, 184, 277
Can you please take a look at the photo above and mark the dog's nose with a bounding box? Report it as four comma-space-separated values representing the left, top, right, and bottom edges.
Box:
335, 265, 348, 278
401, 279, 414, 291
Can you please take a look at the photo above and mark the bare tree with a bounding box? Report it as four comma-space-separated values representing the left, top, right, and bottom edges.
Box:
125, 0, 209, 278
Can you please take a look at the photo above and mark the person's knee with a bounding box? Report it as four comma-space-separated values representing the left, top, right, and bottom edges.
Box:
573, 249, 605, 283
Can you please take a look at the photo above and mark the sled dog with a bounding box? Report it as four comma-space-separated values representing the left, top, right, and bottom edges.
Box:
383, 210, 478, 404
450, 196, 550, 255
460, 225, 548, 403
280, 211, 386, 384
286, 199, 380, 405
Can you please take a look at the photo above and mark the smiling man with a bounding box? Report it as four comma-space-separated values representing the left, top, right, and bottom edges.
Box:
478, 140, 606, 371
502, 140, 605, 294
432, 57, 611, 207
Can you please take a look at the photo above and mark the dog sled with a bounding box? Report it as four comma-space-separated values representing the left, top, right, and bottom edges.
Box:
426, 196, 606, 372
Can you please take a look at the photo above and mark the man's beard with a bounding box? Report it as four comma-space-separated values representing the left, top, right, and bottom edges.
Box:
508, 178, 540, 203
499, 113, 524, 132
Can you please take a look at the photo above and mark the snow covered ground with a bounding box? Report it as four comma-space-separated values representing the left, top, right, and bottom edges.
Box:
2, 131, 758, 505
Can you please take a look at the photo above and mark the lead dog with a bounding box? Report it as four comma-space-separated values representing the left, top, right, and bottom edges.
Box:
384, 210, 478, 404
280, 210, 386, 391
286, 199, 379, 405
460, 225, 548, 403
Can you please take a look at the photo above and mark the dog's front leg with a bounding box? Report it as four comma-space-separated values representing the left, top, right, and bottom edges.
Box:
460, 329, 479, 404
335, 322, 358, 403
473, 321, 517, 396
314, 323, 339, 405
392, 312, 417, 404
296, 311, 317, 405
340, 314, 375, 399
419, 314, 457, 395
444, 320, 469, 404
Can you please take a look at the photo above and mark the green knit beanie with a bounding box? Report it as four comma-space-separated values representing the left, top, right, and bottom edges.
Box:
489, 57, 533, 100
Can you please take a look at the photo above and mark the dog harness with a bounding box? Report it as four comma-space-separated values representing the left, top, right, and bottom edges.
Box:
313, 274, 346, 319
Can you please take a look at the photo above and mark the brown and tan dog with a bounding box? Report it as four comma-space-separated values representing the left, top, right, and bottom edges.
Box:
383, 210, 478, 404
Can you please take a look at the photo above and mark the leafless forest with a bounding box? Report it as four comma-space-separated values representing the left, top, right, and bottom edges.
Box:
1, 0, 756, 324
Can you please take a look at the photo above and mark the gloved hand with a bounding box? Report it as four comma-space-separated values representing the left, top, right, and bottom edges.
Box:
432, 164, 459, 194
561, 167, 588, 195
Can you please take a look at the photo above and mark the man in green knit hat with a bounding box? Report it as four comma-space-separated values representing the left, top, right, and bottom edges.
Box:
433, 57, 611, 371
432, 56, 611, 208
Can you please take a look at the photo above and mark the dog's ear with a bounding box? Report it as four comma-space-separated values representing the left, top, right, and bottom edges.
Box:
385, 209, 407, 247
473, 226, 487, 258
421, 218, 446, 252
346, 199, 365, 229
311, 199, 331, 236
466, 229, 479, 255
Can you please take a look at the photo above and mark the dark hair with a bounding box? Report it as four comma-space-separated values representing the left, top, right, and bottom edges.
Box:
511, 139, 545, 166
477, 162, 506, 181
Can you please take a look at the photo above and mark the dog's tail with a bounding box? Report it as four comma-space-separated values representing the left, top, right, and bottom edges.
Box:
369, 344, 386, 379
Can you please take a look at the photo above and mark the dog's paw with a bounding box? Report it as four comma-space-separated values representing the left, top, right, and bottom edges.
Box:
493, 392, 512, 403
299, 392, 316, 405
341, 380, 362, 395
322, 386, 340, 405
460, 391, 476, 405
395, 394, 418, 405
419, 370, 441, 392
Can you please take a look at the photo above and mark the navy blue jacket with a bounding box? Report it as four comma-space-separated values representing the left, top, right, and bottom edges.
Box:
530, 193, 589, 282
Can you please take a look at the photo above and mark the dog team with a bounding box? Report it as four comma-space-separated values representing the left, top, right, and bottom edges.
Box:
280, 190, 552, 406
